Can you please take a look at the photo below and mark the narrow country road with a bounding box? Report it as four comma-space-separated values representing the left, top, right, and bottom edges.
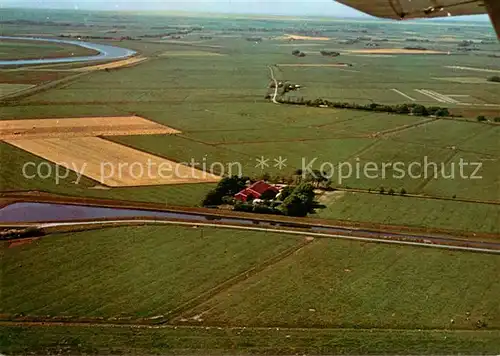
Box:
36, 219, 500, 254
268, 65, 279, 104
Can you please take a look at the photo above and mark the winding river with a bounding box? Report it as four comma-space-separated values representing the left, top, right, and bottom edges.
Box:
0, 36, 136, 66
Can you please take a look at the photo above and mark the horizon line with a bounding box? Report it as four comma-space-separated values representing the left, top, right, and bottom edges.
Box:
0, 6, 491, 22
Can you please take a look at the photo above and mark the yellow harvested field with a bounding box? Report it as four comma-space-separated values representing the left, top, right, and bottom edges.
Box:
5, 137, 221, 187
76, 56, 147, 71
349, 49, 447, 54
0, 116, 180, 140
281, 34, 331, 41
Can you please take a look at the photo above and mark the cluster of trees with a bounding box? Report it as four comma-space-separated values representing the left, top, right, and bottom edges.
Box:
202, 176, 249, 207
276, 97, 451, 117
279, 183, 317, 217
405, 38, 431, 43
487, 76, 500, 83
3, 19, 75, 26
292, 50, 306, 57
320, 50, 340, 57
59, 34, 116, 40
404, 46, 428, 51
477, 115, 500, 123
295, 169, 332, 189
234, 200, 282, 215
372, 187, 407, 196
246, 37, 263, 42
140, 28, 200, 38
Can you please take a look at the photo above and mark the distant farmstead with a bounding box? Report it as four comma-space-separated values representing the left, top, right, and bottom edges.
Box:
235, 181, 280, 202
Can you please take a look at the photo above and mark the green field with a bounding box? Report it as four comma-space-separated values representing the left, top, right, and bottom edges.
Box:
0, 83, 33, 98
1, 226, 303, 319
316, 192, 500, 233
180, 238, 500, 330
2, 225, 500, 354
0, 38, 98, 60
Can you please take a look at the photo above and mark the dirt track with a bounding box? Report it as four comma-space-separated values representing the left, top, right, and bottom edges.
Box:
76, 56, 148, 71
0, 116, 180, 140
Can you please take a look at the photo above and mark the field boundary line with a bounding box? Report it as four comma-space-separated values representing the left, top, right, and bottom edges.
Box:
391, 89, 416, 101
160, 238, 315, 323
414, 150, 458, 193
414, 126, 496, 194
0, 71, 92, 103
333, 187, 500, 206
211, 135, 370, 145
379, 117, 438, 137
3, 319, 500, 332
388, 137, 499, 159
173, 134, 264, 159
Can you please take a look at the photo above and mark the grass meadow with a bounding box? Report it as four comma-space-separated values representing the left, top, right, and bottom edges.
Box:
316, 192, 499, 233
2, 224, 500, 354
180, 238, 500, 330
1, 225, 303, 318
0, 39, 98, 60
3, 325, 500, 355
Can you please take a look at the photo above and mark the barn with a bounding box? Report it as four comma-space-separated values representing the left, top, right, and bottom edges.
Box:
234, 181, 280, 202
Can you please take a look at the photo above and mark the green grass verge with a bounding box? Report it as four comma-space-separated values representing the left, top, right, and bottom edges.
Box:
2, 325, 500, 355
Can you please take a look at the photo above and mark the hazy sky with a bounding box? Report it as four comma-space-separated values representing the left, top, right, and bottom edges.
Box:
2, 0, 489, 19
0, 0, 380, 16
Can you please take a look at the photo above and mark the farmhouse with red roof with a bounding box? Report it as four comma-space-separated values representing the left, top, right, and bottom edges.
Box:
234, 181, 280, 202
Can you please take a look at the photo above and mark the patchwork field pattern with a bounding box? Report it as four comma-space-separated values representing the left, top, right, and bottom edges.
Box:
0, 116, 180, 140
5, 137, 221, 187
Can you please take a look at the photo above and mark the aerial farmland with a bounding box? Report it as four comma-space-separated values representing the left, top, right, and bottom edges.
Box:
0, 6, 499, 355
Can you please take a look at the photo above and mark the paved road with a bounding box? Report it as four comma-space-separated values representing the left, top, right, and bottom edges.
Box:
38, 219, 500, 254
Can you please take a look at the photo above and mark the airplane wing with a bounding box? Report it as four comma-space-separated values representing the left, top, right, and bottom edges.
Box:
336, 0, 499, 38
